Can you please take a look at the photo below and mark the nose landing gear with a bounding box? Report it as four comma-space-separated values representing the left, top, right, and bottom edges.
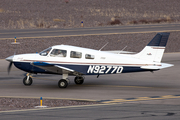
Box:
23, 73, 33, 86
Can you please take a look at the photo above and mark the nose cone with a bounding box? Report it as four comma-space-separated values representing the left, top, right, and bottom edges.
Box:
6, 55, 14, 62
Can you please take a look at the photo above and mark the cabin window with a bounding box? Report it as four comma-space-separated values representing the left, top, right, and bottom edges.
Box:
50, 49, 67, 57
85, 54, 95, 59
39, 47, 52, 56
70, 51, 82, 58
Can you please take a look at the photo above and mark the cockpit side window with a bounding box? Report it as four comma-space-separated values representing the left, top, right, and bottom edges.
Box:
50, 49, 67, 57
70, 51, 82, 58
85, 54, 95, 59
39, 47, 52, 56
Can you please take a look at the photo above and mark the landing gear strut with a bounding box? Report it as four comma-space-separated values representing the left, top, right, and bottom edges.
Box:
23, 74, 33, 86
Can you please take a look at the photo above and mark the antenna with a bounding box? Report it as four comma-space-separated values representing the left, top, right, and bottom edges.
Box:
118, 46, 127, 54
99, 42, 109, 51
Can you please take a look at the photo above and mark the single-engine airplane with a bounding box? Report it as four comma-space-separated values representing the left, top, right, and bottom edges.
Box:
6, 32, 173, 88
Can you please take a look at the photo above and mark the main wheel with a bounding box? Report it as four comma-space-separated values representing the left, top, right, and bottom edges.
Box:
23, 76, 33, 86
74, 76, 84, 85
58, 79, 68, 88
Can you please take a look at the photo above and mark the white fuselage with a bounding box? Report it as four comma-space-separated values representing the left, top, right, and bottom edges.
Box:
9, 45, 162, 75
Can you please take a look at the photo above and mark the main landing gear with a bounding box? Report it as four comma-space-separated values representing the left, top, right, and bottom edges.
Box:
74, 76, 84, 85
58, 74, 84, 88
58, 74, 69, 88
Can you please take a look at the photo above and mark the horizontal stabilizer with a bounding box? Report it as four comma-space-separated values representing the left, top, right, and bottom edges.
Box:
159, 63, 174, 69
141, 63, 174, 70
141, 66, 160, 70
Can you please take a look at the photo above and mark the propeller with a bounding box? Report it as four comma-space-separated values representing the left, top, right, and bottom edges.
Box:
8, 62, 13, 74
6, 55, 14, 75
7, 38, 18, 74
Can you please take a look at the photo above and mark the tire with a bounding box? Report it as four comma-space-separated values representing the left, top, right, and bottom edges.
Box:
74, 76, 84, 85
23, 76, 33, 86
58, 79, 68, 88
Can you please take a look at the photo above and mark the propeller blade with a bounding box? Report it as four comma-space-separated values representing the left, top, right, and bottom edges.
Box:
8, 62, 13, 74
6, 55, 15, 75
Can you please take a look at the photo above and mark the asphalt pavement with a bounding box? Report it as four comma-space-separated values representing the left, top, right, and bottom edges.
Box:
0, 24, 180, 119
0, 23, 180, 39
0, 103, 180, 120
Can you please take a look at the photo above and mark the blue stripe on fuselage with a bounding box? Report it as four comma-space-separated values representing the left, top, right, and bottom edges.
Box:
13, 62, 153, 75
14, 62, 47, 74
33, 61, 52, 66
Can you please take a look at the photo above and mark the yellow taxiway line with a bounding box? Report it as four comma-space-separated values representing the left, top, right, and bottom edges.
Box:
102, 95, 180, 104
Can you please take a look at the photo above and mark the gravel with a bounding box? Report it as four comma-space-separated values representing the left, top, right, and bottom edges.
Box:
0, 97, 98, 111
1, 31, 180, 59
1, 0, 180, 58
0, 0, 180, 29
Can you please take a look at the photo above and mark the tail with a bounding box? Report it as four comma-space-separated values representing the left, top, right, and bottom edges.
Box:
134, 32, 170, 63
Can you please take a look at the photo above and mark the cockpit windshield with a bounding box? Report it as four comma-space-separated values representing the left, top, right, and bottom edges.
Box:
39, 47, 52, 56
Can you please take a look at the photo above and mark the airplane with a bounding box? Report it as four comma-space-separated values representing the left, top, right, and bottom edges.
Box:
6, 32, 173, 88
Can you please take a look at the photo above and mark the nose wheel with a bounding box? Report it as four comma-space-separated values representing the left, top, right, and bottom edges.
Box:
23, 76, 33, 86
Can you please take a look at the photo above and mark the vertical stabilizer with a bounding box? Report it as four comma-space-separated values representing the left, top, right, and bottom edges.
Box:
134, 33, 170, 63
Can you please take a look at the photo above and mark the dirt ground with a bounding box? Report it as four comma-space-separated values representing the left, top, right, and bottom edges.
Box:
1, 31, 180, 59
0, 0, 180, 29
0, 0, 180, 58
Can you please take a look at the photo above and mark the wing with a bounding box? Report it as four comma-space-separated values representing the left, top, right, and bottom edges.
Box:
31, 61, 83, 76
